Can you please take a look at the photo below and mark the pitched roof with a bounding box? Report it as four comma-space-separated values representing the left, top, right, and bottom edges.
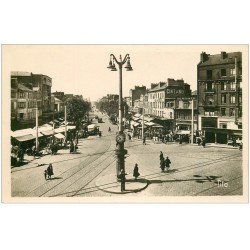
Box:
148, 83, 167, 92
199, 52, 242, 66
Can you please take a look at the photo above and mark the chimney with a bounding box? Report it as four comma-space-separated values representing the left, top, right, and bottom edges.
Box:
151, 83, 158, 89
200, 52, 208, 63
221, 51, 227, 59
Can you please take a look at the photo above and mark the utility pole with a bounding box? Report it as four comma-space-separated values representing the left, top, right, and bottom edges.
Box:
191, 98, 194, 144
64, 105, 67, 143
142, 95, 145, 140
107, 54, 132, 179
36, 103, 39, 150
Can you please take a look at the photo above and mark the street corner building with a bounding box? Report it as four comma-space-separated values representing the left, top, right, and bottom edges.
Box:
197, 51, 242, 144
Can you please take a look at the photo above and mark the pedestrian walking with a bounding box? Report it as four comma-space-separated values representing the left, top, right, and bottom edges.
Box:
47, 163, 54, 179
160, 151, 164, 161
165, 156, 171, 172
70, 140, 74, 153
202, 138, 206, 148
133, 163, 140, 180
143, 136, 146, 145
119, 169, 126, 192
160, 158, 165, 172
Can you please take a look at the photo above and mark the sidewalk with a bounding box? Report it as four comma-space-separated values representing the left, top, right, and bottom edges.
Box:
130, 138, 239, 149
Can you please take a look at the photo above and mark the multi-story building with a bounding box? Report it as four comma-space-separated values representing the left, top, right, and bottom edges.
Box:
11, 71, 52, 114
148, 82, 166, 117
129, 86, 147, 108
148, 79, 192, 118
11, 82, 42, 130
197, 51, 242, 143
174, 91, 198, 131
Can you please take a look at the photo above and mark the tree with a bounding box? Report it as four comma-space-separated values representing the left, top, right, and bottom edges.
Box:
66, 96, 91, 129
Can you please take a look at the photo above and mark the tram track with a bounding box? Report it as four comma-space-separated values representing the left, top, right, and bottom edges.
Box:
26, 138, 112, 197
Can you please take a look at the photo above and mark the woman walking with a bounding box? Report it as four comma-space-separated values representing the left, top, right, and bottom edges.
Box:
133, 163, 140, 180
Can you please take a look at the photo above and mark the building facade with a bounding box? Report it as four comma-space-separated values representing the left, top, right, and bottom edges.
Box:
174, 94, 198, 132
197, 51, 242, 143
129, 86, 147, 108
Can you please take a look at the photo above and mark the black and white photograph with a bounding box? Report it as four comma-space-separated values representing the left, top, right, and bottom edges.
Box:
2, 44, 248, 202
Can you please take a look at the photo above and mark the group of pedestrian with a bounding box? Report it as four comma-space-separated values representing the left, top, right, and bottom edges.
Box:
44, 163, 54, 180
159, 151, 171, 172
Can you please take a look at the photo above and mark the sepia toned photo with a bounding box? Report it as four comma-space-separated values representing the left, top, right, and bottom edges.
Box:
1, 44, 248, 203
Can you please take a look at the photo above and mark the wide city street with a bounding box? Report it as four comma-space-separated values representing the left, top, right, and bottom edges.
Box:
11, 111, 243, 198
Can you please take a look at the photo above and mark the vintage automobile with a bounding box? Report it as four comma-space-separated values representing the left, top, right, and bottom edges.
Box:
87, 124, 99, 136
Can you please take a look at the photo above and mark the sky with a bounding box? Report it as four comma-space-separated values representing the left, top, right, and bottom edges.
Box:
3, 44, 246, 101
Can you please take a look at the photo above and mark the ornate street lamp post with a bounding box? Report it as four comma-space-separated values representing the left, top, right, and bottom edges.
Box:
107, 54, 133, 179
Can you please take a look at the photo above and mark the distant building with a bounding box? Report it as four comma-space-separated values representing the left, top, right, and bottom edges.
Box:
148, 79, 191, 118
107, 94, 119, 102
129, 86, 147, 108
52, 91, 65, 101
148, 82, 166, 117
197, 51, 242, 144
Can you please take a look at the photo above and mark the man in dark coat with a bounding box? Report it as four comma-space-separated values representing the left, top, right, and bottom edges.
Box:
119, 169, 126, 192
160, 158, 165, 172
165, 157, 171, 171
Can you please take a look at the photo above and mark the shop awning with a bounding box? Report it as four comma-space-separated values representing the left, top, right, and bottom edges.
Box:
15, 134, 35, 142
152, 125, 164, 128
67, 125, 76, 130
54, 133, 65, 139
54, 127, 65, 133
41, 130, 55, 136
11, 128, 43, 141
145, 122, 156, 126
177, 130, 190, 135
132, 122, 140, 127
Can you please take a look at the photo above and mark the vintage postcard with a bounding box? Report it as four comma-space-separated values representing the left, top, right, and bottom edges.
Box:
1, 44, 248, 203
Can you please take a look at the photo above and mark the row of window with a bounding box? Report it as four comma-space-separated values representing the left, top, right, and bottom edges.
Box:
205, 94, 242, 105
220, 108, 242, 117
149, 102, 165, 109
149, 89, 185, 99
206, 82, 237, 91
206, 68, 242, 79
204, 108, 242, 117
